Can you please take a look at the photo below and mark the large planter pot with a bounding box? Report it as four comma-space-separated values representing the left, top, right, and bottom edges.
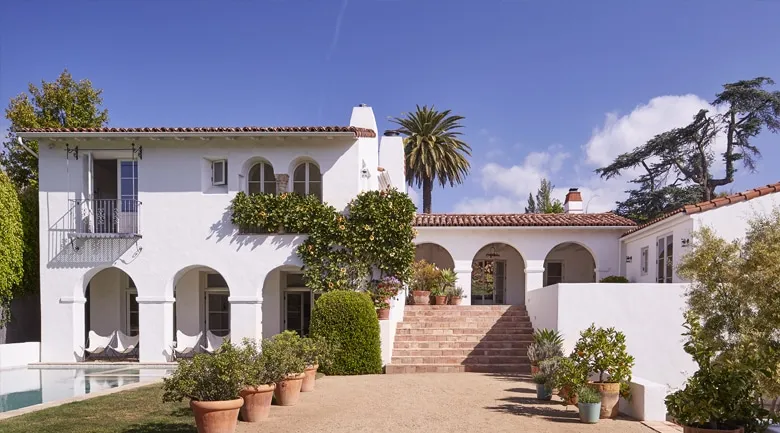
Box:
587, 382, 621, 419
682, 427, 743, 433
449, 296, 462, 305
578, 402, 601, 423
239, 384, 275, 422
190, 398, 243, 433
274, 373, 306, 406
530, 364, 540, 375
412, 290, 431, 305
301, 364, 318, 392
559, 385, 578, 405
377, 308, 390, 320
535, 383, 553, 401
434, 295, 447, 305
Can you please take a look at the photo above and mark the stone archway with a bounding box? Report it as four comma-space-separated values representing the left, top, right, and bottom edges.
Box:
543, 242, 597, 285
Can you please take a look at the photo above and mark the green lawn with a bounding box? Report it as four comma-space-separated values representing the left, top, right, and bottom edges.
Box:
0, 384, 196, 433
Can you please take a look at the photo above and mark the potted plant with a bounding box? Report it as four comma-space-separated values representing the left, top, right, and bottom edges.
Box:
266, 331, 307, 406
447, 286, 464, 305
571, 325, 635, 419
431, 286, 447, 305
299, 335, 336, 392
162, 342, 245, 433
410, 260, 441, 305
440, 269, 458, 304
577, 385, 601, 424
532, 372, 553, 400
527, 328, 564, 375
369, 276, 402, 319
237, 339, 285, 422
544, 356, 587, 406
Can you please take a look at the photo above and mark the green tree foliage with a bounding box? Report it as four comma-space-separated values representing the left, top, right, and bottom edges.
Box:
597, 77, 780, 223
678, 209, 780, 405
391, 105, 471, 213
2, 69, 109, 188
309, 291, 382, 375
16, 182, 39, 297
525, 178, 564, 213
0, 171, 25, 324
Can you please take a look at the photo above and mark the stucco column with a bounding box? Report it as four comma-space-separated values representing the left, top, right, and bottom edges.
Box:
229, 296, 263, 343
525, 259, 545, 293
275, 174, 289, 194
51, 296, 86, 362
137, 296, 174, 362
453, 260, 472, 306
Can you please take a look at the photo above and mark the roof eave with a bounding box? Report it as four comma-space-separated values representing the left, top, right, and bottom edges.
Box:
414, 225, 636, 230
16, 131, 360, 139
620, 212, 689, 240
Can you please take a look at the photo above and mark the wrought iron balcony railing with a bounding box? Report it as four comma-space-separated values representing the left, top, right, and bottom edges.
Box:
68, 199, 142, 238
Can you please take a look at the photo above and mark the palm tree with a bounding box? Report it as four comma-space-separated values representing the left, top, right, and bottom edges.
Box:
391, 105, 471, 213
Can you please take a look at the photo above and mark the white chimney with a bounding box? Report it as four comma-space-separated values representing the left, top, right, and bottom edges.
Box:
349, 103, 378, 134
379, 130, 405, 190
564, 188, 583, 214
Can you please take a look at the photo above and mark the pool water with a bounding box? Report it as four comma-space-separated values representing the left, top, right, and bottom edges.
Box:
0, 366, 170, 413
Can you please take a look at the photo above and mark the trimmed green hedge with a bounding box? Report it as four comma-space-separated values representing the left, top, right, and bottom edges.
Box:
599, 275, 629, 283
310, 291, 382, 375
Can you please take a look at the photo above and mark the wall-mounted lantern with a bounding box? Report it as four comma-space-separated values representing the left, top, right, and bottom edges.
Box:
681, 238, 691, 248
626, 256, 633, 263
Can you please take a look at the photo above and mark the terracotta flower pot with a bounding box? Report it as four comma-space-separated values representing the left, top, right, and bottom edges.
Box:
587, 382, 621, 419
190, 398, 243, 433
683, 427, 743, 433
412, 290, 431, 305
301, 364, 318, 392
377, 308, 390, 320
239, 384, 275, 422
449, 296, 462, 305
559, 385, 578, 405
530, 364, 540, 375
274, 373, 306, 406
434, 295, 447, 305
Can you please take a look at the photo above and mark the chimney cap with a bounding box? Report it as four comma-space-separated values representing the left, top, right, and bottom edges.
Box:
568, 188, 579, 192
383, 130, 401, 137
358, 103, 368, 107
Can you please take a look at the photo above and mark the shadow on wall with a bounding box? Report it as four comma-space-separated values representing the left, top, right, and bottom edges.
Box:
0, 293, 41, 344
206, 205, 305, 257
47, 237, 141, 269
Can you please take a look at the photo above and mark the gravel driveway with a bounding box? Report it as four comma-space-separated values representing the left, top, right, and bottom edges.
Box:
237, 373, 655, 433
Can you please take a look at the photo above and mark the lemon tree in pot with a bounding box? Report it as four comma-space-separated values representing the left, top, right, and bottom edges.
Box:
162, 342, 246, 433
571, 325, 634, 419
237, 339, 287, 422
266, 330, 307, 406
300, 335, 338, 392
527, 328, 563, 375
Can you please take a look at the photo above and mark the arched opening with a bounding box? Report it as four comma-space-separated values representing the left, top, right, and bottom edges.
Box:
414, 243, 455, 270
83, 267, 138, 360
173, 266, 231, 355
262, 265, 316, 338
543, 242, 596, 285
471, 243, 525, 305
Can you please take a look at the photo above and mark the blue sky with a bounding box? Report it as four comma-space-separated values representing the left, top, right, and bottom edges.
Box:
1, 0, 779, 212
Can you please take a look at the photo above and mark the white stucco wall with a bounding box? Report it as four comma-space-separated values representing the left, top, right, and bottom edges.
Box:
622, 215, 694, 283
693, 192, 780, 242
0, 342, 40, 369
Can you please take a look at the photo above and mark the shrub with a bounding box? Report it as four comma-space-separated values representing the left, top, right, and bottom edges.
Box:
599, 275, 629, 283
541, 356, 587, 391
300, 335, 338, 369
410, 260, 442, 292
571, 325, 634, 389
264, 330, 306, 376
239, 338, 293, 387
310, 291, 382, 375
162, 341, 246, 402
533, 328, 564, 346
528, 340, 563, 366
531, 372, 548, 385
577, 385, 601, 404
0, 171, 24, 324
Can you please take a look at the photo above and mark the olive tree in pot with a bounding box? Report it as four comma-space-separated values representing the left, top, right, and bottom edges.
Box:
527, 329, 564, 375
237, 339, 286, 422
267, 330, 307, 406
162, 342, 246, 433
570, 325, 634, 419
300, 336, 337, 392
576, 385, 601, 424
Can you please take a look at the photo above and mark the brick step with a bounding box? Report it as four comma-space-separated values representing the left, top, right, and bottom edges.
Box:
390, 355, 530, 365
401, 316, 530, 323
393, 348, 526, 357
397, 322, 532, 329
393, 340, 531, 350
403, 308, 528, 315
385, 363, 530, 374
404, 305, 527, 312
394, 333, 533, 342
395, 328, 533, 336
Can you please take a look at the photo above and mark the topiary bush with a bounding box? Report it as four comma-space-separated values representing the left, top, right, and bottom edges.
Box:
310, 291, 382, 375
599, 275, 629, 283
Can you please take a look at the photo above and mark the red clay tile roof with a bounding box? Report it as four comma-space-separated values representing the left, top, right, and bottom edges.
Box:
15, 126, 376, 138
414, 212, 636, 227
622, 181, 780, 237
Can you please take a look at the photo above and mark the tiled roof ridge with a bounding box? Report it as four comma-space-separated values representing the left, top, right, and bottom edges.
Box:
621, 181, 780, 237
15, 125, 377, 138
413, 212, 636, 227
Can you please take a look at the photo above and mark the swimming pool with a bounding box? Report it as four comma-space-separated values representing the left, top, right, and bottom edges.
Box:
0, 366, 170, 413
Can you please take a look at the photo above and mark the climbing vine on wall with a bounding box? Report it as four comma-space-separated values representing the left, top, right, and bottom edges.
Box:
230, 189, 416, 292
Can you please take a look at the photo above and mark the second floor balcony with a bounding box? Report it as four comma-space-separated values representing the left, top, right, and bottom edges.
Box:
69, 198, 142, 238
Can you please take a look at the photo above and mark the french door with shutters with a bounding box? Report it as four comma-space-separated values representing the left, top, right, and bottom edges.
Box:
205, 290, 230, 337
117, 160, 138, 234
283, 289, 319, 336
656, 234, 674, 283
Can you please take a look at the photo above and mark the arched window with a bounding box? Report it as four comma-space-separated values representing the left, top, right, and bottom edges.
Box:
293, 162, 322, 201
247, 162, 276, 195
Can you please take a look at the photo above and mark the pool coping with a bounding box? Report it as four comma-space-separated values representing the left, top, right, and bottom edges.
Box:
0, 377, 164, 421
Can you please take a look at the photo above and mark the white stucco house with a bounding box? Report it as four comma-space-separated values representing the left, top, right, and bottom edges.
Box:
16, 103, 780, 394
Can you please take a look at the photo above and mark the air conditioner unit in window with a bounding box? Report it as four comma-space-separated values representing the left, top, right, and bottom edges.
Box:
212, 160, 227, 186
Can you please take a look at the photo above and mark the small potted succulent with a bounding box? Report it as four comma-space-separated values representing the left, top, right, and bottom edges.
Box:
162, 342, 245, 433
447, 286, 465, 305
527, 329, 564, 375
369, 276, 402, 319
440, 269, 458, 304
266, 331, 307, 406
410, 260, 441, 305
571, 325, 635, 419
577, 385, 602, 424
237, 339, 285, 422
431, 285, 447, 305
532, 372, 553, 400
300, 336, 337, 392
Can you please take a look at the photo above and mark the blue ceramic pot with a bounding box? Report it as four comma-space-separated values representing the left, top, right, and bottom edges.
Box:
535, 383, 552, 400
578, 402, 601, 423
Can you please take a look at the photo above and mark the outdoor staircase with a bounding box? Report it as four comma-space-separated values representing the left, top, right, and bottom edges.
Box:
385, 305, 533, 374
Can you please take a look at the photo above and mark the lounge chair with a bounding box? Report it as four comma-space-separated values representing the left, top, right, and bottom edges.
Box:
85, 331, 115, 359
200, 331, 228, 353
109, 331, 139, 358
173, 330, 203, 359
